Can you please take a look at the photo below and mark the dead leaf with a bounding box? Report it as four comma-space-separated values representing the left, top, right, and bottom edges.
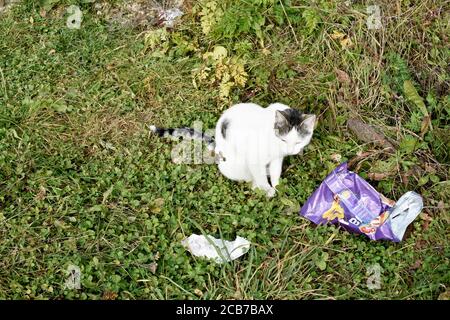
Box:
102, 291, 118, 300
150, 207, 161, 214
420, 115, 431, 137
415, 239, 428, 250
340, 37, 352, 49
410, 259, 422, 270
367, 172, 394, 181
335, 69, 350, 84
35, 186, 47, 201
194, 289, 203, 297
330, 153, 342, 163
401, 168, 415, 187
149, 262, 158, 274
420, 212, 433, 221
330, 30, 352, 49
422, 220, 430, 231
331, 30, 346, 40
438, 290, 450, 300
150, 198, 164, 213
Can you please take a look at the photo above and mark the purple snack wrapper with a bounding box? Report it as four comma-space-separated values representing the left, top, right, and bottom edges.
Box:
300, 163, 423, 242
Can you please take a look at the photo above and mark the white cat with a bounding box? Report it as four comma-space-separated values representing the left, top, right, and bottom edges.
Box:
150, 103, 316, 197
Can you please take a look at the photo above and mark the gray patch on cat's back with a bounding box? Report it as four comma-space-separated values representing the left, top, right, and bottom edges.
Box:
221, 119, 230, 139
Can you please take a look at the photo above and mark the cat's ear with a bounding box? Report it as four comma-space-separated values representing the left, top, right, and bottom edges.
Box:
274, 110, 289, 136
275, 110, 289, 127
302, 114, 316, 131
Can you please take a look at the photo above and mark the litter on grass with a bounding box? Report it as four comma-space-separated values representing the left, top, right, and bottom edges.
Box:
158, 8, 183, 28
181, 234, 250, 263
300, 162, 423, 242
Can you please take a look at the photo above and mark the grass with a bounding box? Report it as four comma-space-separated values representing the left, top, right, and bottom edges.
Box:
0, 0, 448, 299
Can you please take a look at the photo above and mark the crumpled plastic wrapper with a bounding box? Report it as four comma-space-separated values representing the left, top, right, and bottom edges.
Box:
181, 234, 250, 263
158, 8, 183, 28
300, 162, 423, 242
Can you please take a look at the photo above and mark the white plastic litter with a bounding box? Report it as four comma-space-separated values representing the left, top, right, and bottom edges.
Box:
388, 191, 423, 241
158, 8, 184, 28
181, 234, 251, 263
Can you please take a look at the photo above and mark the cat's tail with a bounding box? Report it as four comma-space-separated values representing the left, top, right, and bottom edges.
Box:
149, 125, 215, 151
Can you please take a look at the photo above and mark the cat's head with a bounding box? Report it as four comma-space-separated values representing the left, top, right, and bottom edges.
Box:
274, 109, 316, 155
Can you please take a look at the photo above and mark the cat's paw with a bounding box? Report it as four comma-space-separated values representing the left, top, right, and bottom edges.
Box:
251, 184, 276, 197
266, 188, 276, 198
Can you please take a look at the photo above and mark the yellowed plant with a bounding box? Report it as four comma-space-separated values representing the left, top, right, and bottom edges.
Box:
193, 46, 248, 100
197, 1, 224, 35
